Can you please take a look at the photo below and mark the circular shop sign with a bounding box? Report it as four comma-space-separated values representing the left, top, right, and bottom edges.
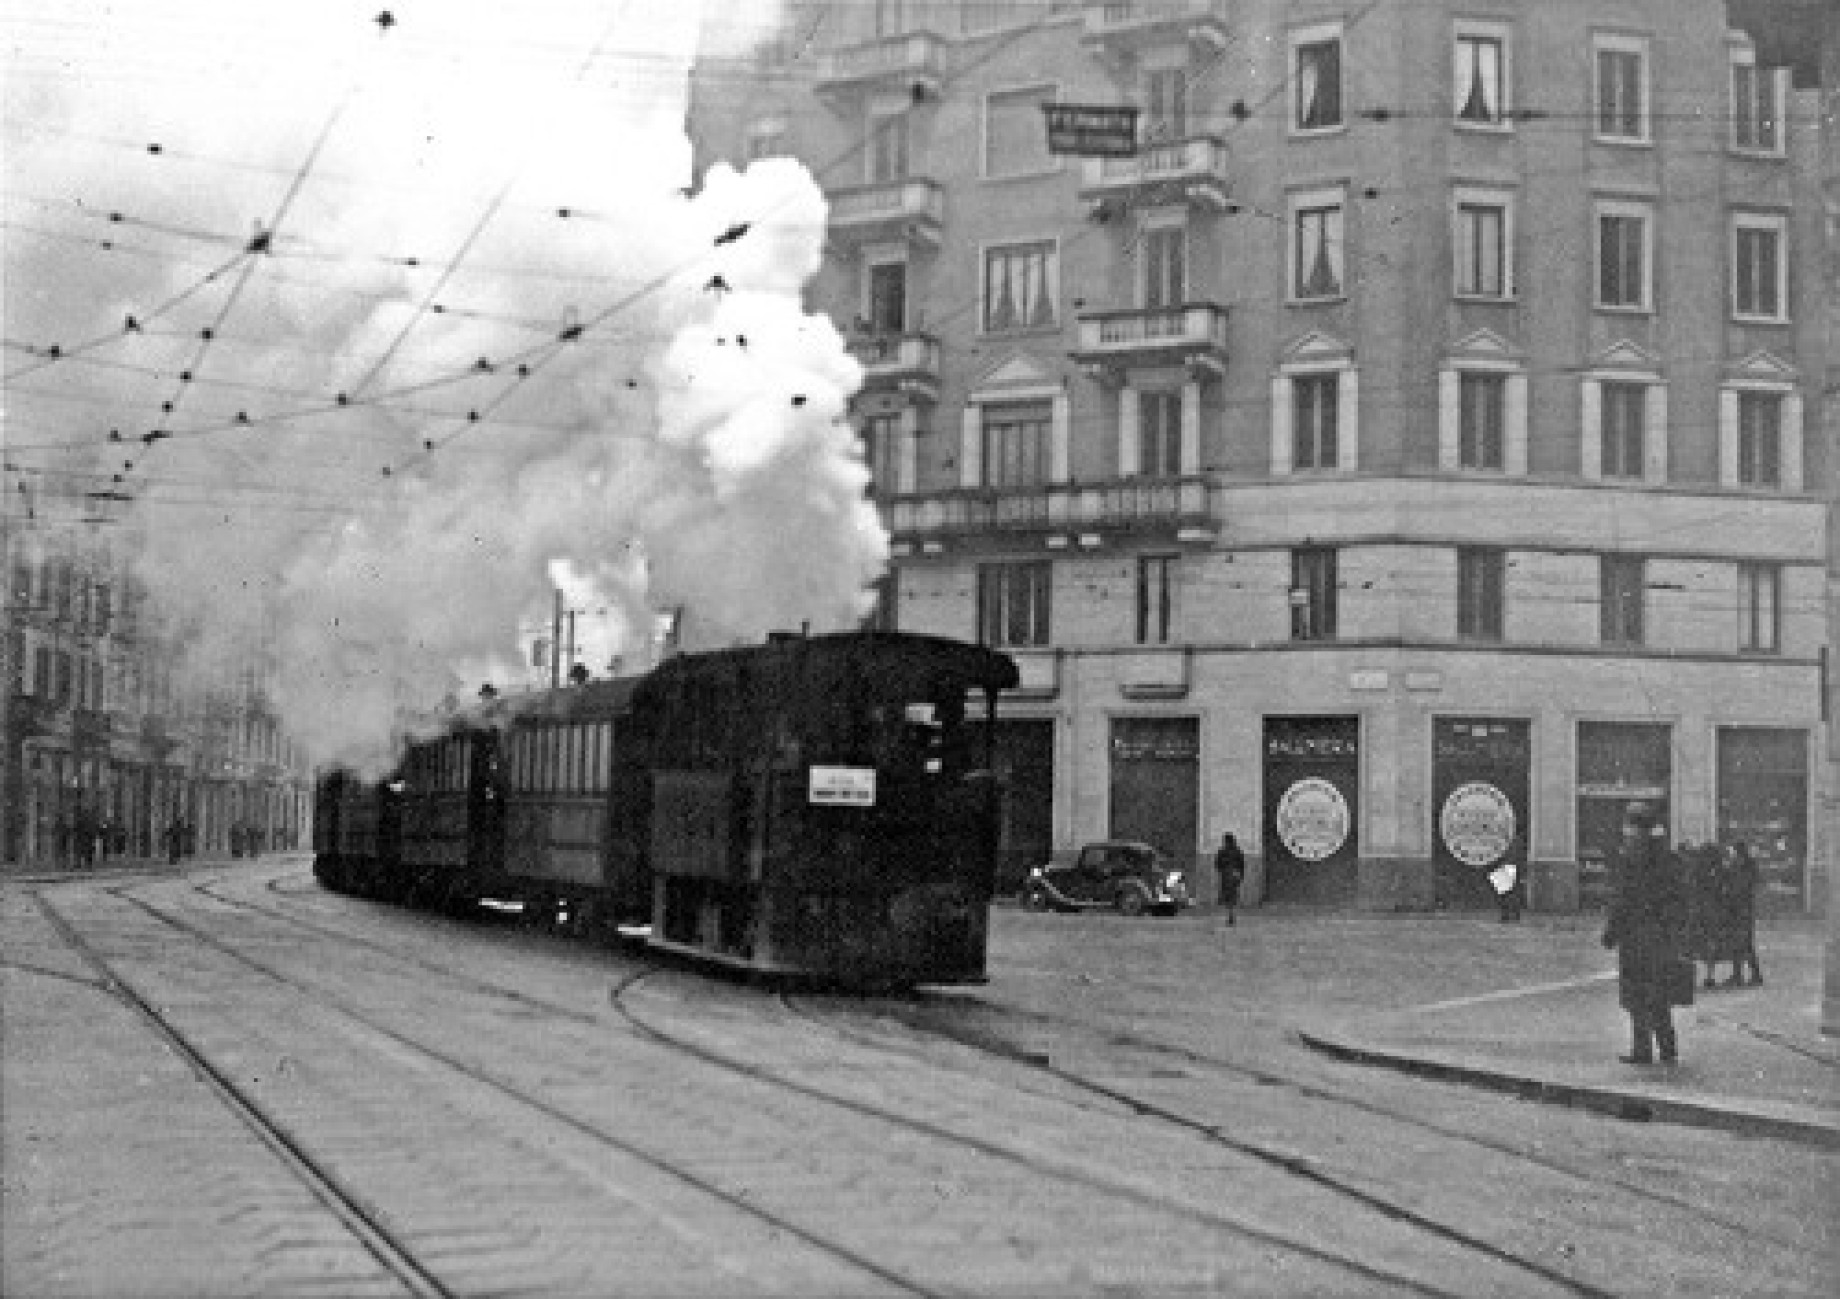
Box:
1276, 777, 1351, 863
1440, 781, 1516, 868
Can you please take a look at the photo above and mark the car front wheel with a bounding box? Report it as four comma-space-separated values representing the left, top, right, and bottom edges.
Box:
1115, 886, 1149, 916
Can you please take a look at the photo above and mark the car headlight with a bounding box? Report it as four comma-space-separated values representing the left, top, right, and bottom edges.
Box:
1165, 872, 1186, 891
1028, 866, 1044, 879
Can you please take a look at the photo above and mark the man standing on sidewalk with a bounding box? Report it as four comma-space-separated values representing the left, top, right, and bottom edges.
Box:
1602, 801, 1692, 1065
1214, 832, 1245, 927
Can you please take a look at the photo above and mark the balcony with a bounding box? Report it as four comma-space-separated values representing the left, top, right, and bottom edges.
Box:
826, 179, 944, 251
1081, 135, 1231, 212
814, 32, 946, 100
1082, 1, 1229, 59
1070, 303, 1229, 380
885, 475, 1216, 549
846, 332, 941, 403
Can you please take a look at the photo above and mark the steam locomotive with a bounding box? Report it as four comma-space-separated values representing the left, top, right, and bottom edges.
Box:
313, 631, 1019, 986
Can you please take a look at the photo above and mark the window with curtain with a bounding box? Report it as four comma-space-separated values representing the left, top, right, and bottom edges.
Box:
1595, 45, 1645, 140
1601, 382, 1646, 478
1737, 391, 1782, 487
981, 401, 1050, 487
1291, 548, 1337, 641
985, 85, 1055, 177
868, 113, 909, 184
1457, 547, 1504, 640
977, 562, 1052, 647
867, 260, 907, 334
1294, 198, 1344, 299
1737, 563, 1779, 652
1455, 33, 1503, 124
1146, 67, 1187, 140
983, 240, 1058, 331
1597, 208, 1648, 309
1141, 224, 1185, 310
1293, 372, 1339, 469
1294, 37, 1342, 130
862, 413, 901, 495
1733, 219, 1784, 319
1459, 372, 1505, 470
1731, 59, 1781, 152
1139, 389, 1181, 477
1455, 199, 1507, 297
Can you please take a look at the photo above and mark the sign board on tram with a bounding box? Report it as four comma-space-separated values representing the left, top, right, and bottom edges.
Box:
1042, 103, 1139, 157
809, 765, 876, 807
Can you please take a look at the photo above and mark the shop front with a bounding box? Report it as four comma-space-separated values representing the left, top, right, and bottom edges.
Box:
1717, 727, 1810, 909
1575, 721, 1671, 905
1109, 716, 1199, 877
1262, 716, 1360, 904
1432, 718, 1531, 910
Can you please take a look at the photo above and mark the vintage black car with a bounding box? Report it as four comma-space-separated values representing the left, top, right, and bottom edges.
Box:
1019, 841, 1191, 916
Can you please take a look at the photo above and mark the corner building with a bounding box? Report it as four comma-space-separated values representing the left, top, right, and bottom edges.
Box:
687, 1, 1829, 912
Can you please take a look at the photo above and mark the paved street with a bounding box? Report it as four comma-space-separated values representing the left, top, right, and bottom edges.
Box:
3, 857, 1834, 1297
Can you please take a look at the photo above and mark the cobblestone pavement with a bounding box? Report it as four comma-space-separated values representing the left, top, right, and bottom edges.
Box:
3, 859, 1834, 1298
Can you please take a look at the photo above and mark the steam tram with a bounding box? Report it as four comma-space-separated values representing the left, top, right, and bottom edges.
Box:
313, 632, 1019, 985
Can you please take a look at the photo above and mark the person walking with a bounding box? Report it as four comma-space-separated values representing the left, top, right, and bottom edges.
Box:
1601, 802, 1692, 1065
1214, 832, 1245, 926
1723, 839, 1764, 987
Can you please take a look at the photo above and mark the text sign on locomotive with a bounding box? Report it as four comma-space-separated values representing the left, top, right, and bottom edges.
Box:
808, 766, 877, 807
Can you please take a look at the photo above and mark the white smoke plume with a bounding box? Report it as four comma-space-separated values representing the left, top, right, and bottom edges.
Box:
4, 0, 882, 774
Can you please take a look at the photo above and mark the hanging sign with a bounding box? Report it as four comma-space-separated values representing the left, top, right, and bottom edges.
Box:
1042, 103, 1139, 157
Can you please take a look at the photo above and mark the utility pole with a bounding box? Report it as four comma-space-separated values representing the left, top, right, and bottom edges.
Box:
550, 588, 562, 690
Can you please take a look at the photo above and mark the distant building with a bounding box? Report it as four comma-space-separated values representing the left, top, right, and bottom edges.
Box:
2, 496, 312, 867
687, 1, 1829, 910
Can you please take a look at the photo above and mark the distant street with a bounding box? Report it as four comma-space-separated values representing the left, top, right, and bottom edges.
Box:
4, 858, 1833, 1298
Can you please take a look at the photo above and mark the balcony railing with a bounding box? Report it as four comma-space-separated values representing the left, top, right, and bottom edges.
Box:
826, 179, 944, 249
846, 332, 941, 402
1070, 303, 1229, 378
1082, 0, 1229, 53
815, 32, 947, 97
1081, 135, 1230, 210
885, 475, 1215, 542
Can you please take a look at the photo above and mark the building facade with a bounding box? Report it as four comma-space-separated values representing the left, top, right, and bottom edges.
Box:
688, 0, 1830, 910
2, 509, 312, 869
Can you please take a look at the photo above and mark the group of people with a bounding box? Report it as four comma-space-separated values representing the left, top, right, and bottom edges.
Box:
1600, 801, 1766, 1067
1678, 839, 1764, 989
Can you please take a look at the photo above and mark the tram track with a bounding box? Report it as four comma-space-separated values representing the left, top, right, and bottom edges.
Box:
784, 987, 1829, 1260
169, 864, 1538, 1287
93, 866, 1823, 1296
39, 881, 959, 1297
259, 866, 1827, 1264
108, 870, 1561, 1295
30, 889, 452, 1299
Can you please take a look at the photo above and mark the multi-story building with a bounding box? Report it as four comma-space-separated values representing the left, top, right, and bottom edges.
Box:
687, 0, 1829, 910
2, 488, 312, 867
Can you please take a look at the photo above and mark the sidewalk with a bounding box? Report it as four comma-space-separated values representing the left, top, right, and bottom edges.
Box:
1297, 916, 1839, 1149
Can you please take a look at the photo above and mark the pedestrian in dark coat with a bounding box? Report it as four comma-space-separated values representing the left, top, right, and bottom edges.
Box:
1601, 802, 1691, 1065
1723, 840, 1763, 987
1681, 842, 1724, 989
1214, 832, 1245, 926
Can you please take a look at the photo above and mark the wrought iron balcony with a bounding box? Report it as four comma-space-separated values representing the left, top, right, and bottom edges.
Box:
1070, 303, 1229, 379
815, 32, 946, 99
1080, 134, 1231, 211
826, 178, 944, 251
1081, 1, 1229, 57
884, 475, 1216, 547
846, 332, 941, 403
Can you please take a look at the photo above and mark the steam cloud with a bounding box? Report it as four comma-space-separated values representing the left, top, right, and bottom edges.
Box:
4, 1, 882, 773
